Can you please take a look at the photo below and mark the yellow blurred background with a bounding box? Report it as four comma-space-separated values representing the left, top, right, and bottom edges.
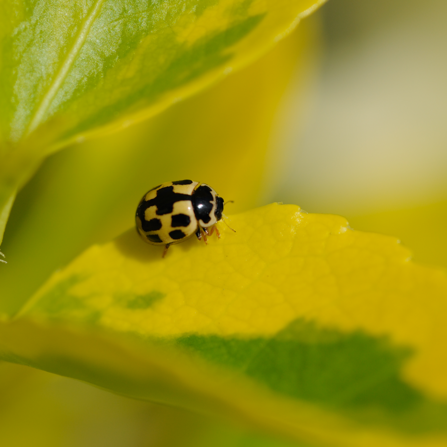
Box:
2, 0, 447, 445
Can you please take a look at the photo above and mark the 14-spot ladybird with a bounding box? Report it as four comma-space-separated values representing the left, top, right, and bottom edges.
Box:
136, 180, 228, 257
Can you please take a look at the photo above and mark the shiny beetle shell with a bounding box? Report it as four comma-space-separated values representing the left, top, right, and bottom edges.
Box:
135, 180, 224, 248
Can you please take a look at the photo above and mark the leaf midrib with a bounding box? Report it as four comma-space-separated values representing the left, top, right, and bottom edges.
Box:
25, 0, 106, 137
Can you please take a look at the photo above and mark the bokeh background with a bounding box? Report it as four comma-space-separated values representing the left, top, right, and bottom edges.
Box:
268, 0, 447, 269
1, 0, 447, 445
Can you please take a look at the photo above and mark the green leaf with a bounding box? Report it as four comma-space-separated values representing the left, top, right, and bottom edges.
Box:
0, 0, 324, 146
4, 204, 447, 446
1, 0, 322, 146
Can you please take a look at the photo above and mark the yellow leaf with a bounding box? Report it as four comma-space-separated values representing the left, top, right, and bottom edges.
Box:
349, 200, 447, 270
0, 361, 301, 447
4, 203, 447, 446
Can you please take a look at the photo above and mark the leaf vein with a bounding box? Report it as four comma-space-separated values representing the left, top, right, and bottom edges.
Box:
25, 0, 106, 136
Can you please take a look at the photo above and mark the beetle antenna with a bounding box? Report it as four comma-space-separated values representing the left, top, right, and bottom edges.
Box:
222, 214, 236, 232
224, 200, 234, 206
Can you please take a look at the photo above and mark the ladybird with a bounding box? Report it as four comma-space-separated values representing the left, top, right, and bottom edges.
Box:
136, 180, 228, 257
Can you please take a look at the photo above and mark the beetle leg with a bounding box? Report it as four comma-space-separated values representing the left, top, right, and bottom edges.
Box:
200, 226, 208, 244
162, 244, 171, 258
207, 225, 220, 238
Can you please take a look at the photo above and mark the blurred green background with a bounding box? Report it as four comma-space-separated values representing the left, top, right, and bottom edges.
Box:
2, 0, 447, 445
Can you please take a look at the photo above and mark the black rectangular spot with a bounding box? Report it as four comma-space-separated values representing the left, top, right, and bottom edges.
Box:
172, 180, 193, 185
169, 230, 186, 240
143, 218, 162, 232
171, 214, 191, 227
